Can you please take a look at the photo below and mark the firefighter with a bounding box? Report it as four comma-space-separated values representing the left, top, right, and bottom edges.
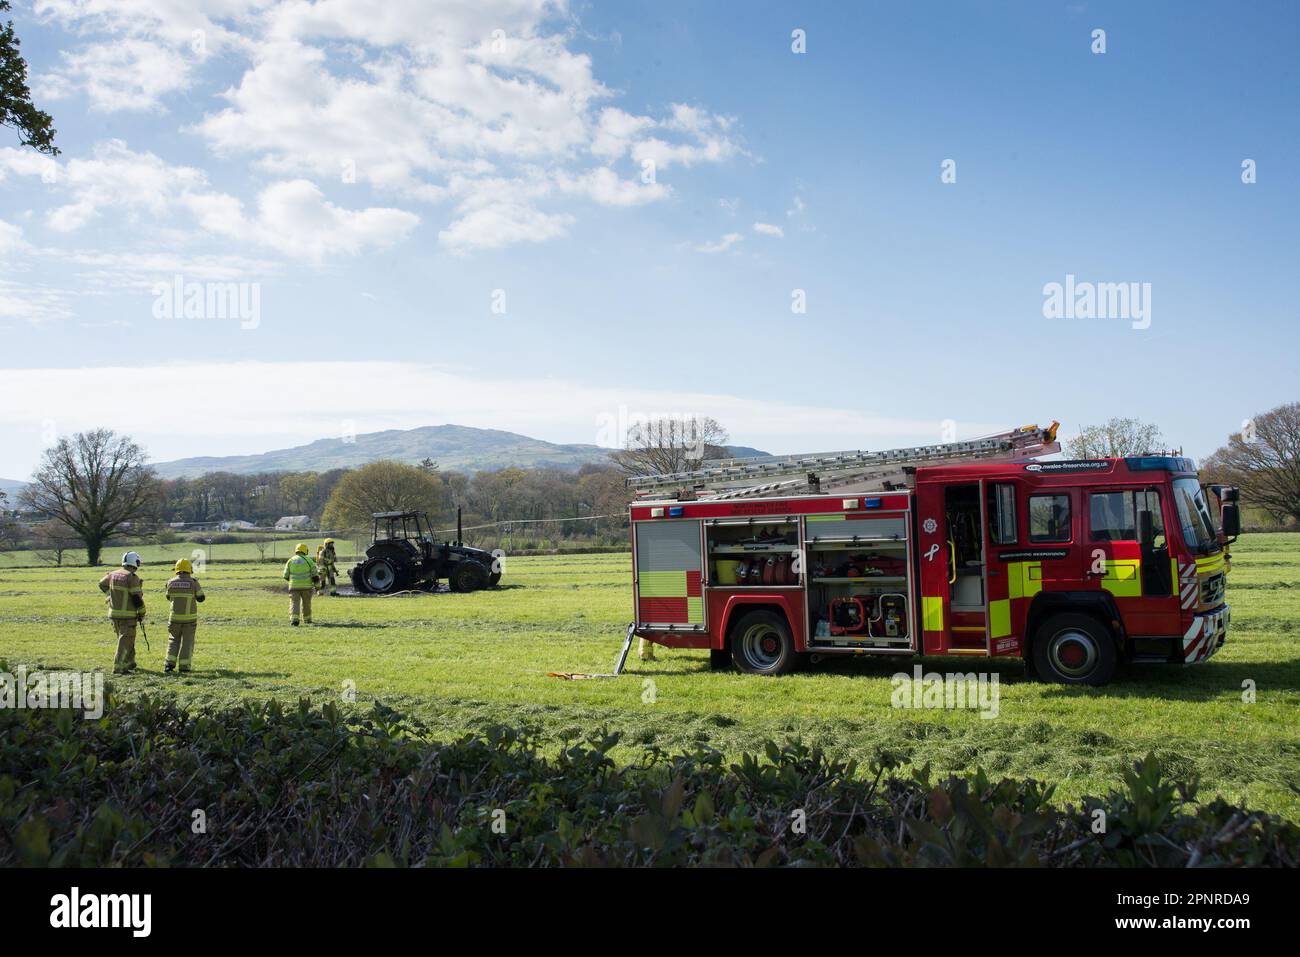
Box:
315, 538, 338, 596
163, 558, 205, 673
98, 551, 145, 674
283, 543, 319, 625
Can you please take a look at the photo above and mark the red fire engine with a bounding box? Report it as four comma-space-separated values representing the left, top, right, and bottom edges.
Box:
627, 423, 1239, 686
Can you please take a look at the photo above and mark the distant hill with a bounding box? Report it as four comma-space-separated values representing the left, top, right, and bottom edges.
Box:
0, 478, 26, 497
151, 425, 769, 479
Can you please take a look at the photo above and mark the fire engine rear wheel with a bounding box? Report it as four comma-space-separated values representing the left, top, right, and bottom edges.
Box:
1032, 613, 1117, 686
449, 561, 489, 593
731, 610, 799, 676
359, 557, 399, 594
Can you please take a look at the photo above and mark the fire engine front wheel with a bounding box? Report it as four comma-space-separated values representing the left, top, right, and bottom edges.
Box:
1032, 614, 1117, 686
731, 611, 799, 676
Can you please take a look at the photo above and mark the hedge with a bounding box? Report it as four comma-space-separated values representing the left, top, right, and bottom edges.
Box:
1, 692, 1295, 867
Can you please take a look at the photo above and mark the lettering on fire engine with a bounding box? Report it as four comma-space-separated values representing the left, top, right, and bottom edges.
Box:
1024, 461, 1110, 474
996, 549, 1069, 562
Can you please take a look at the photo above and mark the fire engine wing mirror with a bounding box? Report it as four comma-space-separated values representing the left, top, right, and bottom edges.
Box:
1220, 502, 1241, 541
1138, 510, 1155, 546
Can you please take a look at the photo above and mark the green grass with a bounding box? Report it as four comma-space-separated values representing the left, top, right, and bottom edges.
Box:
1, 534, 1297, 819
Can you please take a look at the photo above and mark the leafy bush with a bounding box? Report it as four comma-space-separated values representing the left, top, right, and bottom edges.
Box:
1, 693, 1295, 867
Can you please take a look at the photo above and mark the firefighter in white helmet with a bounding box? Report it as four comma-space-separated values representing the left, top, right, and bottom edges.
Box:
283, 543, 319, 625
98, 551, 145, 674
163, 558, 205, 673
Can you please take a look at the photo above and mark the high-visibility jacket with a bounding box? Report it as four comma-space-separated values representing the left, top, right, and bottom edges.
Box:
283, 554, 318, 589
316, 544, 336, 569
165, 573, 205, 623
99, 569, 144, 620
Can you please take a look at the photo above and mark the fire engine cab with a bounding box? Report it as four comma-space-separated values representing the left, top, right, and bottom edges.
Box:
627, 423, 1239, 686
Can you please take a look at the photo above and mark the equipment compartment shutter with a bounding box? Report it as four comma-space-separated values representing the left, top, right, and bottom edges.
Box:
804, 515, 907, 543
636, 521, 704, 626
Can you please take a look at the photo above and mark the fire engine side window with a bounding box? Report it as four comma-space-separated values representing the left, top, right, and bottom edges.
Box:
1090, 490, 1165, 542
1028, 494, 1071, 543
987, 483, 1017, 544
1090, 492, 1134, 541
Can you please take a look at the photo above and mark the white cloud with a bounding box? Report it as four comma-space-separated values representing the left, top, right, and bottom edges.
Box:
786, 194, 806, 217
695, 232, 743, 254
0, 279, 77, 324
189, 179, 420, 262
38, 39, 193, 112
21, 0, 747, 267
33, 0, 253, 111
0, 140, 207, 232
438, 201, 572, 253
752, 222, 784, 238
0, 219, 26, 255
557, 167, 669, 207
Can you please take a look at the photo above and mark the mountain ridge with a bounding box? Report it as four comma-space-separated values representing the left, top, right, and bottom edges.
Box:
151, 424, 768, 479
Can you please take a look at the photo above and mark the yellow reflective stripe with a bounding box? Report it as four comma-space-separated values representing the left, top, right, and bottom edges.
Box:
922, 596, 944, 632
1101, 559, 1141, 598
806, 514, 846, 522
686, 597, 703, 623
989, 598, 1011, 638
1195, 553, 1225, 575
640, 570, 688, 597
1006, 561, 1043, 600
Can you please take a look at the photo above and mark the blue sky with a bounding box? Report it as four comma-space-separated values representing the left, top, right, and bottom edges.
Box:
1, 0, 1296, 479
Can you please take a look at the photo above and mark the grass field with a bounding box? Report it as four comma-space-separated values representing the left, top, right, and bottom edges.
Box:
1, 534, 1297, 819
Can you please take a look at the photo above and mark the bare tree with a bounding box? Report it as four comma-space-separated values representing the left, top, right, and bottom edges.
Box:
0, 489, 16, 550
1065, 417, 1167, 458
20, 429, 159, 565
1201, 402, 1300, 525
610, 415, 730, 477
31, 523, 77, 566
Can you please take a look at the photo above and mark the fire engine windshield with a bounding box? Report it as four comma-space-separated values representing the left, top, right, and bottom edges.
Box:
1172, 478, 1219, 555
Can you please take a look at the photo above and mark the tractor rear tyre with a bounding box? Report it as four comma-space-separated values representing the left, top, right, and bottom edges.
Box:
449, 561, 490, 593
357, 557, 400, 595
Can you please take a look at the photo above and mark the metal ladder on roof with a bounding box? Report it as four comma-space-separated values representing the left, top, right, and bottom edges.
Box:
627, 422, 1061, 500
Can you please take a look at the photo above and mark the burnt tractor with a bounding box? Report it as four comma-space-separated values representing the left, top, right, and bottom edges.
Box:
350, 510, 499, 595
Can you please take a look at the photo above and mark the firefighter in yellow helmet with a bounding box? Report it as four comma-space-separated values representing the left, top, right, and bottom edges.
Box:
163, 558, 205, 673
283, 543, 319, 625
98, 551, 145, 674
315, 538, 338, 596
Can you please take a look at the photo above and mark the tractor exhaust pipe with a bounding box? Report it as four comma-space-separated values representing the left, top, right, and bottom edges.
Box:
456, 507, 462, 546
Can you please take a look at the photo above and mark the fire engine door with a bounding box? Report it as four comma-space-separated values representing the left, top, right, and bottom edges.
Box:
946, 483, 988, 649
915, 481, 987, 653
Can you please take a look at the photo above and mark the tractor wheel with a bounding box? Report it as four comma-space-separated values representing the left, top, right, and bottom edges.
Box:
1031, 613, 1117, 686
358, 557, 400, 595
449, 561, 490, 593
730, 610, 799, 676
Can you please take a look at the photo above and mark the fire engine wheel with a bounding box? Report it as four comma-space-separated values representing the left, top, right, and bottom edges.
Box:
359, 557, 399, 594
449, 561, 489, 593
731, 610, 798, 676
1033, 613, 1117, 686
